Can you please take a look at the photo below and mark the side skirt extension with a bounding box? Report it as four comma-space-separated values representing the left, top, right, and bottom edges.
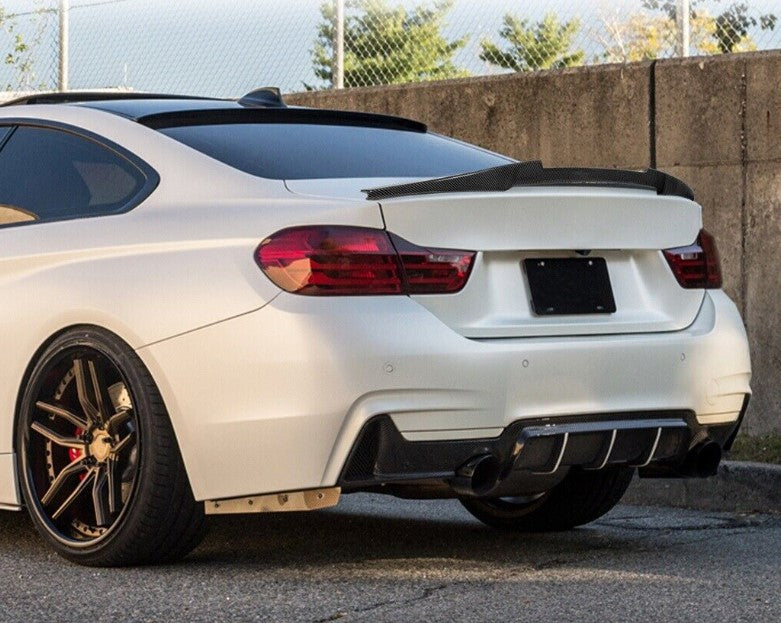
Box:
205, 487, 340, 515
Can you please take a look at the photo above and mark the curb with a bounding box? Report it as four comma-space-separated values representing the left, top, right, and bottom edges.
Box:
623, 461, 781, 514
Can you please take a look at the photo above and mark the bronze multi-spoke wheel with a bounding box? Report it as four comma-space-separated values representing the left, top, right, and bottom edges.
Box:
17, 327, 205, 566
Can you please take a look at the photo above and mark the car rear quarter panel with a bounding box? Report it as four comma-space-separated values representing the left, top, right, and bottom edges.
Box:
0, 108, 385, 505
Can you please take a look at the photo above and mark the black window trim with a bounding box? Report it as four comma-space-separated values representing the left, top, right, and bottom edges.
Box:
0, 126, 14, 151
0, 117, 160, 229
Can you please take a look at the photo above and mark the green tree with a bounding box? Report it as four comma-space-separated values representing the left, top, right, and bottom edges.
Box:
714, 2, 777, 53
641, 0, 776, 54
310, 0, 468, 89
480, 13, 584, 72
598, 10, 719, 62
1, 4, 41, 91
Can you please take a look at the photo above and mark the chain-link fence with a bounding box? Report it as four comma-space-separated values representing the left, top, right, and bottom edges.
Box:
1, 0, 779, 97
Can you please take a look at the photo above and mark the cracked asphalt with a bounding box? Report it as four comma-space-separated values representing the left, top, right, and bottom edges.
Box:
1, 493, 779, 622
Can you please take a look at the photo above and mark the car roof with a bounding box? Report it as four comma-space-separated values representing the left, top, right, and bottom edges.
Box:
77, 98, 244, 119
0, 88, 429, 133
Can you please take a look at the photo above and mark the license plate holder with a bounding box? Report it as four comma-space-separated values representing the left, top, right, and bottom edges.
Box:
523, 257, 616, 315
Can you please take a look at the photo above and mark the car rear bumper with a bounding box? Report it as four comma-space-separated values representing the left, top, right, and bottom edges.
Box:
338, 404, 748, 499
139, 289, 751, 502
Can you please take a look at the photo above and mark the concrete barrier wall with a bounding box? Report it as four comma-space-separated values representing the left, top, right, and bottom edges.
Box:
288, 50, 781, 434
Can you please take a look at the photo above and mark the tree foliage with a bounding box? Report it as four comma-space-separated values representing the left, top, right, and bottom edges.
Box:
1, 4, 42, 91
310, 0, 468, 89
598, 10, 719, 62
480, 13, 584, 72
641, 0, 776, 53
714, 2, 777, 52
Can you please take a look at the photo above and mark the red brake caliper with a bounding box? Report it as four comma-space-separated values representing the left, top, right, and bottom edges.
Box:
69, 427, 87, 480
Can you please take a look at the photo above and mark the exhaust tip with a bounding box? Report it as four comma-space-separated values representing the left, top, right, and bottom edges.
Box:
450, 454, 502, 497
695, 441, 722, 477
684, 440, 722, 477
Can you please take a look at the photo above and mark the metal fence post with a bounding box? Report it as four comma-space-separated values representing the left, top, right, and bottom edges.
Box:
676, 0, 690, 57
58, 0, 69, 91
333, 0, 345, 89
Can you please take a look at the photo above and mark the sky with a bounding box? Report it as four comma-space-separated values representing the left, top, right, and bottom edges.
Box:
1, 0, 779, 96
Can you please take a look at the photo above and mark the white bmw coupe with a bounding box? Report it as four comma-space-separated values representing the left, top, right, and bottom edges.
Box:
0, 89, 751, 566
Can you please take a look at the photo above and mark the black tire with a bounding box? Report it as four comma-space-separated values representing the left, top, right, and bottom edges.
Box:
16, 326, 205, 566
460, 466, 635, 532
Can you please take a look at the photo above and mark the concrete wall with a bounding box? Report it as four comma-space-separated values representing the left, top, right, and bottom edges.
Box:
287, 50, 781, 434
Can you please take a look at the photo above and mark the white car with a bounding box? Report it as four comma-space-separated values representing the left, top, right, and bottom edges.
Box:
0, 89, 751, 566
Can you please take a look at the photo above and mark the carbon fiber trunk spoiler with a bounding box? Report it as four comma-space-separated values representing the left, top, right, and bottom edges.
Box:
363, 161, 695, 201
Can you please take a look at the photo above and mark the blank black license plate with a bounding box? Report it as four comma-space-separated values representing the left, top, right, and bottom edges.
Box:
523, 258, 616, 315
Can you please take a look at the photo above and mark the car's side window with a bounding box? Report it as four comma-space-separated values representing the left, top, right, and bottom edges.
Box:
0, 125, 147, 227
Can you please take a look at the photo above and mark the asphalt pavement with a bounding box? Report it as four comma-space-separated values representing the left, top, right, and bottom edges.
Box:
1, 493, 779, 623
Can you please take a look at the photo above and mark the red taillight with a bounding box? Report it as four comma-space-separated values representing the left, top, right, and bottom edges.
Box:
390, 233, 475, 294
256, 226, 475, 296
663, 229, 722, 289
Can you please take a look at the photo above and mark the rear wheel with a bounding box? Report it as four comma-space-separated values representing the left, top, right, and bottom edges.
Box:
460, 466, 634, 531
16, 327, 205, 566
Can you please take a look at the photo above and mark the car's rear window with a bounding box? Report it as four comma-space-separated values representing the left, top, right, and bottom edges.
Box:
158, 123, 510, 180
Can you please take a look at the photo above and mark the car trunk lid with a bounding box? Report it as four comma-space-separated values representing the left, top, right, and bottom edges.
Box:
285, 179, 705, 339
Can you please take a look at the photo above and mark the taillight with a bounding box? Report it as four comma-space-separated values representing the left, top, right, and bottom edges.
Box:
390, 233, 474, 294
256, 226, 474, 296
663, 229, 722, 289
